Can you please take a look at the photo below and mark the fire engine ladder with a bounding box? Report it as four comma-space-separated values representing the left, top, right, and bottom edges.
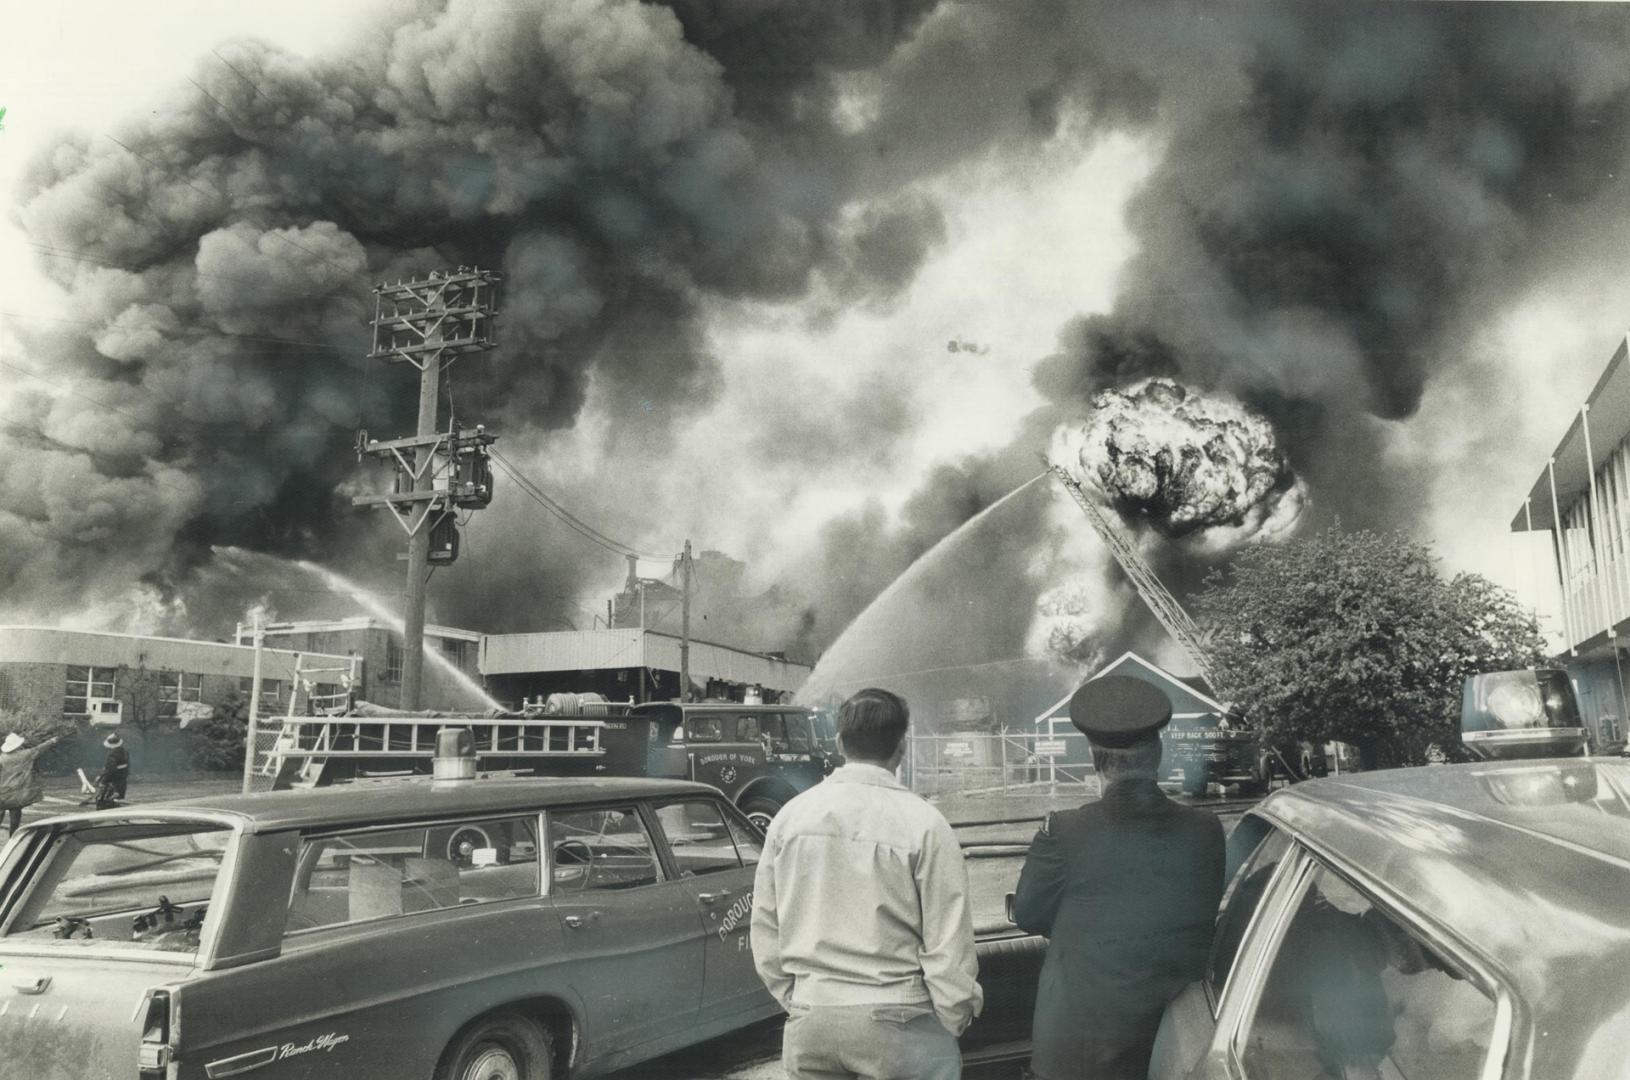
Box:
267, 714, 609, 789
259, 654, 363, 784
1046, 462, 1218, 688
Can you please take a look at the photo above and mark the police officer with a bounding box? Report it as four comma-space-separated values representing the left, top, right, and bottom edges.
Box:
1012, 675, 1226, 1080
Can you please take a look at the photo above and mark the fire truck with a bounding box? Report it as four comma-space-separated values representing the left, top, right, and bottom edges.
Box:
263, 699, 837, 828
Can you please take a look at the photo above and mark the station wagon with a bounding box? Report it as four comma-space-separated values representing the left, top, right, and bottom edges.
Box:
0, 773, 1042, 1079
1150, 757, 1630, 1080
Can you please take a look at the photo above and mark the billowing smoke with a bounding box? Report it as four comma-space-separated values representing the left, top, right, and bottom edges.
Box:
11, 0, 1630, 705
1052, 378, 1306, 546
1, 0, 949, 632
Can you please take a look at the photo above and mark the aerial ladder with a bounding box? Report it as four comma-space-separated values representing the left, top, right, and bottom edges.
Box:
1047, 461, 1327, 784
1045, 462, 1218, 687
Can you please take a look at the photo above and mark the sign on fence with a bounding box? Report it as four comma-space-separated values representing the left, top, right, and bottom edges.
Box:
1033, 738, 1068, 757
942, 741, 975, 758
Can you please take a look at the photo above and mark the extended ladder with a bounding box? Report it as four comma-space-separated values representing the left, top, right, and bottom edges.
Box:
1046, 462, 1218, 687
265, 710, 609, 789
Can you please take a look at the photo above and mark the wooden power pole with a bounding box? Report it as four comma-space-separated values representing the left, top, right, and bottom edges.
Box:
353, 268, 500, 710
680, 540, 693, 702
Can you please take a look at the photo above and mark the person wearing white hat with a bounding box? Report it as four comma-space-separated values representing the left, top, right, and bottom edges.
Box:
0, 730, 63, 835
95, 732, 130, 810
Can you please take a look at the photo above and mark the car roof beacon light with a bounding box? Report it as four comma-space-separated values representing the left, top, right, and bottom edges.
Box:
433, 726, 478, 781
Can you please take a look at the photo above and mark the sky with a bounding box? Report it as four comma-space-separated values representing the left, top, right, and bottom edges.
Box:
3, 0, 1625, 703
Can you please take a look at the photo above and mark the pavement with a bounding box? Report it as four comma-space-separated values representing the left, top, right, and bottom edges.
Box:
7, 774, 1261, 1080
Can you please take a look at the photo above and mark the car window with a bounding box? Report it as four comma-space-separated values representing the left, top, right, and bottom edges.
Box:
1238, 863, 1497, 1080
688, 716, 722, 742
548, 806, 661, 892
653, 800, 746, 877
287, 815, 540, 933
724, 807, 762, 865
5, 822, 230, 954
1208, 823, 1293, 1000
736, 715, 762, 742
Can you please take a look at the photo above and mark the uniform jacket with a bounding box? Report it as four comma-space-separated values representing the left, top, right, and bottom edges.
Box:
1012, 778, 1225, 1080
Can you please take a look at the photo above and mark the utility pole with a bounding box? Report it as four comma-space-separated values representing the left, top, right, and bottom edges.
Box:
680, 540, 693, 702
241, 609, 264, 794
352, 268, 500, 710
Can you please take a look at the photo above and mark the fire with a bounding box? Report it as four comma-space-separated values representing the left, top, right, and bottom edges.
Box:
1051, 377, 1306, 545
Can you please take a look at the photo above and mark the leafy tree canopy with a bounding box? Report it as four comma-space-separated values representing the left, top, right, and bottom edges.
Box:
1195, 527, 1547, 768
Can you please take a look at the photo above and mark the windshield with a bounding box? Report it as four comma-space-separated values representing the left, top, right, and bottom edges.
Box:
764, 713, 812, 752
5, 821, 231, 953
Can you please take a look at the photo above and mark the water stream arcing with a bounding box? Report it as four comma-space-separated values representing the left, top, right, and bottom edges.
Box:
796, 471, 1071, 723
292, 560, 503, 712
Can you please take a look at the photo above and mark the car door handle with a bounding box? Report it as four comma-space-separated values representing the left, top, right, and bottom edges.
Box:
697, 890, 732, 905
13, 978, 50, 995
563, 912, 601, 929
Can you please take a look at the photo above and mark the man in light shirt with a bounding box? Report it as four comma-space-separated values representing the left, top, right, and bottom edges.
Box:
751, 688, 982, 1080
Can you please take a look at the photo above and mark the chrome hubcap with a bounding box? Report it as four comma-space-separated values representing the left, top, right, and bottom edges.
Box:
747, 812, 773, 831
462, 1046, 520, 1080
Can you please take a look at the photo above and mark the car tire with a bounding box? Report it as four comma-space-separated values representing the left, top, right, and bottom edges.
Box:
436, 1010, 553, 1080
740, 797, 783, 832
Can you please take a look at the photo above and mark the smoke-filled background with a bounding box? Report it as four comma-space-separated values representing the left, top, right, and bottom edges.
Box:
5, 1, 1630, 720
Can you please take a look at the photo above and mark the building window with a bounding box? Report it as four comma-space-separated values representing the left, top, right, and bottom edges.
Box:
237, 676, 286, 712
64, 666, 117, 720
384, 637, 404, 683
440, 638, 467, 669
159, 672, 204, 719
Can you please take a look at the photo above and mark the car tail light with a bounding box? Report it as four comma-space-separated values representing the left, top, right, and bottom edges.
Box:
136, 989, 172, 1079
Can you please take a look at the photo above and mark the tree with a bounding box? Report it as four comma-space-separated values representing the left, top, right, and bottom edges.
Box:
1195, 528, 1547, 769
188, 690, 250, 772
115, 662, 168, 743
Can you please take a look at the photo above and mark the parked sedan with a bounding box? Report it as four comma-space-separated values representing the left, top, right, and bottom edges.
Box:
0, 775, 1041, 1080
1151, 757, 1630, 1080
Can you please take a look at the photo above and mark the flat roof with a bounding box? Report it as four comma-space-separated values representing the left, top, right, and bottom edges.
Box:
480, 628, 811, 691
1512, 334, 1630, 532
68, 776, 723, 833
0, 625, 351, 675
256, 616, 482, 642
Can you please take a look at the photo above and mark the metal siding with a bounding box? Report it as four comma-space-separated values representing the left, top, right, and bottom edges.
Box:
480, 630, 810, 692
480, 630, 651, 675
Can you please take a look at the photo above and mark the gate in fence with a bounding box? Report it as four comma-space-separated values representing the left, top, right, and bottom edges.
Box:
903, 731, 1096, 797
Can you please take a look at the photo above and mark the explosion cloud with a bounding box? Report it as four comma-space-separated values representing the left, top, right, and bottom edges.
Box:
1051, 378, 1307, 545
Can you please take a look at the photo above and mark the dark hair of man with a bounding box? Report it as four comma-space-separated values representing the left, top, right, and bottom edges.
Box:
838, 688, 910, 762
1089, 736, 1164, 782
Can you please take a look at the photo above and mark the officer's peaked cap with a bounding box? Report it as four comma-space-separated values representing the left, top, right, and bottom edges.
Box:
1069, 675, 1172, 747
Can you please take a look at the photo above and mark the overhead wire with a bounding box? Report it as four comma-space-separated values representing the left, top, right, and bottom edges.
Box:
487, 447, 679, 562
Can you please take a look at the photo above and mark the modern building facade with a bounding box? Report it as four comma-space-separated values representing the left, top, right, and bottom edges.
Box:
1512, 334, 1630, 747
479, 628, 812, 708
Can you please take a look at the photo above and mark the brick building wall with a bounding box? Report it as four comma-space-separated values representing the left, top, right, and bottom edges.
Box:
0, 628, 352, 777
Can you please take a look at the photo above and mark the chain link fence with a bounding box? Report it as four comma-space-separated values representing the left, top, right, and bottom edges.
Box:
903, 731, 1097, 798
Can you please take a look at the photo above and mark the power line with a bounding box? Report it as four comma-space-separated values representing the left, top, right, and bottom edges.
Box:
488, 448, 678, 562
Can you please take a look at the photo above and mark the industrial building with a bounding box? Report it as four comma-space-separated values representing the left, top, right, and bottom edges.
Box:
479, 628, 812, 708
0, 625, 352, 774
1512, 334, 1630, 747
236, 616, 487, 711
